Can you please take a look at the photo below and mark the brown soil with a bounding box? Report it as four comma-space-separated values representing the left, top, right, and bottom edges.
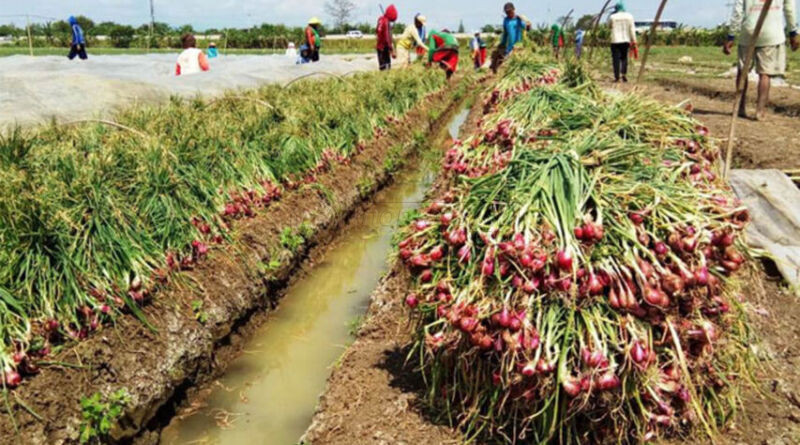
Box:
304, 83, 800, 445
653, 76, 800, 117
633, 80, 800, 171
0, 79, 469, 445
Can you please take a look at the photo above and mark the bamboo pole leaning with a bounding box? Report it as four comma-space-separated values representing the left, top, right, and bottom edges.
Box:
587, 0, 613, 60
636, 0, 669, 84
724, 0, 774, 179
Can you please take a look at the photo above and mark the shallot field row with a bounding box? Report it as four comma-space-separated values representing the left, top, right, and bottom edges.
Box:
0, 66, 447, 389
395, 55, 754, 444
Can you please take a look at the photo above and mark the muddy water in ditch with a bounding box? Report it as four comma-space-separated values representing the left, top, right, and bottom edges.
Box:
159, 107, 470, 445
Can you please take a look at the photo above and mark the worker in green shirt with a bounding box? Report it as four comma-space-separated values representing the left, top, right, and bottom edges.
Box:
551, 23, 564, 60
427, 29, 460, 80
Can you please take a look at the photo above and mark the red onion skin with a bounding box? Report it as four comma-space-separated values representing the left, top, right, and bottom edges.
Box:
556, 250, 573, 271
563, 377, 582, 397
5, 371, 21, 388
405, 294, 419, 309
420, 269, 433, 283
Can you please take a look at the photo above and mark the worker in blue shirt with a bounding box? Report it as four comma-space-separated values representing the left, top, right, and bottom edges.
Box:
67, 16, 88, 60
491, 2, 531, 73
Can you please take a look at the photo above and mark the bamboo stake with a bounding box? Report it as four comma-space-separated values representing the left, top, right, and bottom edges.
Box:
636, 0, 669, 84
587, 0, 613, 60
26, 15, 33, 57
724, 0, 774, 179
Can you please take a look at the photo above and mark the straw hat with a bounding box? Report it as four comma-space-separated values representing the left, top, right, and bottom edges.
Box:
308, 17, 322, 25
415, 14, 427, 25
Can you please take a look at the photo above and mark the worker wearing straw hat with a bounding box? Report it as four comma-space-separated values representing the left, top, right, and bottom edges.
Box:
470, 30, 487, 70
724, 0, 799, 121
397, 14, 429, 68
608, 2, 636, 82
300, 17, 322, 63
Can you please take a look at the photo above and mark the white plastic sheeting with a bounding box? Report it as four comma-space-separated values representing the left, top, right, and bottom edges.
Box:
730, 169, 800, 295
0, 53, 377, 129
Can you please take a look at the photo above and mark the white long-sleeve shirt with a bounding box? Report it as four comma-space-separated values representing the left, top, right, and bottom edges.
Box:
608, 12, 637, 44
728, 0, 798, 47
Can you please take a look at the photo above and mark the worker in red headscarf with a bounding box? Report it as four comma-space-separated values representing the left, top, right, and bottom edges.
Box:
376, 4, 398, 70
427, 29, 460, 80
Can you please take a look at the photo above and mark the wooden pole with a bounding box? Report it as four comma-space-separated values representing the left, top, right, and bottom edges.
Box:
26, 15, 33, 56
724, 0, 774, 179
587, 0, 613, 60
559, 9, 574, 59
636, 0, 669, 83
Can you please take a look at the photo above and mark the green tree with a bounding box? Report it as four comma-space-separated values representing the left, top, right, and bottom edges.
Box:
109, 24, 135, 47
575, 14, 595, 31
458, 20, 465, 33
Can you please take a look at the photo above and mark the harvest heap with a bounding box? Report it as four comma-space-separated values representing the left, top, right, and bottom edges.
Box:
0, 67, 447, 387
399, 55, 753, 443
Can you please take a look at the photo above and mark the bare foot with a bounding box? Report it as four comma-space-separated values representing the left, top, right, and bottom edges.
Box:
755, 111, 768, 121
738, 109, 748, 119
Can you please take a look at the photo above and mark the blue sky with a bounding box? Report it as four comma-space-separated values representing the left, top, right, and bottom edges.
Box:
0, 1, 733, 30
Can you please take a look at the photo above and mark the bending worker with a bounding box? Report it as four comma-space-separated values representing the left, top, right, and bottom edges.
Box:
427, 29, 459, 80
207, 42, 218, 58
67, 16, 88, 60
176, 34, 210, 76
397, 14, 428, 67
376, 4, 399, 70
725, 0, 799, 121
491, 2, 531, 73
300, 17, 322, 63
551, 23, 564, 60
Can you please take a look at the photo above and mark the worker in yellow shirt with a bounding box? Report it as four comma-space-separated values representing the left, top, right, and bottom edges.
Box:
396, 14, 429, 68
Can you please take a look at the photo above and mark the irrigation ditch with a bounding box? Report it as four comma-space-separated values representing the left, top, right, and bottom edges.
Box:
0, 71, 484, 445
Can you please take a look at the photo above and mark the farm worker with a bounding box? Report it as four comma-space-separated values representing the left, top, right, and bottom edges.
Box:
396, 14, 428, 68
67, 16, 88, 60
575, 28, 585, 59
491, 2, 532, 73
427, 29, 460, 80
416, 14, 428, 57
608, 2, 637, 82
175, 34, 210, 76
376, 4, 399, 70
207, 42, 218, 58
301, 17, 322, 63
470, 30, 487, 70
724, 0, 799, 121
550, 23, 564, 60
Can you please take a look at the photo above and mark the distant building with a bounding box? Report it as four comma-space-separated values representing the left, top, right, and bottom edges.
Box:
634, 21, 678, 33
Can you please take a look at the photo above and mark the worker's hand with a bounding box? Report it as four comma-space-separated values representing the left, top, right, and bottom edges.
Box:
791, 35, 800, 52
391, 50, 396, 59
722, 41, 733, 56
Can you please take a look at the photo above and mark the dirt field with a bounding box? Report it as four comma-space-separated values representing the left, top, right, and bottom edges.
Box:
304, 80, 800, 444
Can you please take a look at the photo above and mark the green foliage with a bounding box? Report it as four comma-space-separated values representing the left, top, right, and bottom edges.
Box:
109, 25, 135, 48
280, 227, 305, 252
79, 389, 130, 444
191, 300, 208, 324
0, 67, 446, 365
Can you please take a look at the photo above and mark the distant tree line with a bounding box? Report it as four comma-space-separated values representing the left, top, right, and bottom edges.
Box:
0, 14, 732, 49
